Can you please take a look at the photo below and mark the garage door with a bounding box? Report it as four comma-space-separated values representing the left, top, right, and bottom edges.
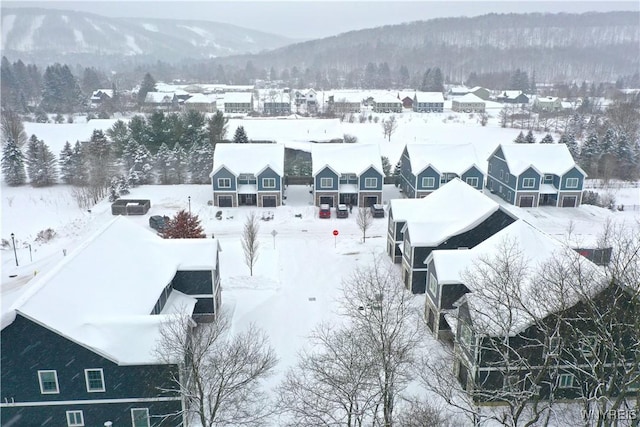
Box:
562, 196, 577, 207
365, 196, 378, 207
519, 196, 534, 208
262, 196, 277, 207
218, 195, 233, 207
320, 196, 334, 207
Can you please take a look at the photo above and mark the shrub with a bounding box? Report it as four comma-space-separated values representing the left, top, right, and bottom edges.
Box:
36, 228, 57, 243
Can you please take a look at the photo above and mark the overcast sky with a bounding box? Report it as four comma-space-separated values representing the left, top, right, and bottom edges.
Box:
3, 1, 638, 39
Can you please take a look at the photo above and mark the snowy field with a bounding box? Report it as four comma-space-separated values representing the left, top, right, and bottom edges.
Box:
4, 113, 640, 424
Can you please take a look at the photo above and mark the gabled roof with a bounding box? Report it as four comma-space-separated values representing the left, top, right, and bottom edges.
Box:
92, 89, 113, 98
499, 90, 527, 99
145, 91, 176, 104
454, 93, 486, 103
374, 93, 402, 104
495, 143, 585, 177
389, 197, 432, 222
2, 217, 219, 365
211, 143, 285, 177
414, 92, 445, 103
185, 93, 216, 104
311, 144, 383, 176
401, 178, 504, 246
431, 220, 603, 335
405, 143, 486, 175
223, 92, 253, 104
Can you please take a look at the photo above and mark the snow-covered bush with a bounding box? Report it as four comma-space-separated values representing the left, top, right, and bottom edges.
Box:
36, 228, 56, 243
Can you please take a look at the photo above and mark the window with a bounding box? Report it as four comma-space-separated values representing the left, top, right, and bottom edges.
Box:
262, 178, 276, 189
488, 164, 492, 173
465, 177, 479, 188
558, 373, 575, 388
342, 173, 356, 181
320, 177, 333, 188
522, 177, 536, 188
422, 177, 435, 188
546, 337, 561, 357
38, 370, 59, 394
566, 177, 579, 189
131, 408, 150, 427
499, 170, 504, 179
428, 273, 438, 297
84, 368, 105, 392
505, 172, 510, 182
66, 410, 84, 427
507, 191, 512, 200
364, 177, 378, 188
503, 375, 519, 390
580, 335, 598, 357
217, 178, 231, 188
459, 323, 473, 349
544, 174, 554, 184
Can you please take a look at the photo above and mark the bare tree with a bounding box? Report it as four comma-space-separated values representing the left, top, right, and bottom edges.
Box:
341, 261, 426, 426
156, 312, 278, 427
382, 115, 398, 141
277, 323, 381, 426
1, 109, 27, 147
356, 206, 372, 242
242, 211, 260, 276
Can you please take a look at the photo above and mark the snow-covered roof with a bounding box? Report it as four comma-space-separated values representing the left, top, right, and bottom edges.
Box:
184, 93, 216, 104
211, 143, 285, 177
223, 92, 253, 104
330, 92, 365, 103
535, 96, 559, 103
311, 144, 382, 176
374, 93, 402, 104
389, 197, 432, 222
497, 143, 584, 176
469, 86, 486, 92
91, 89, 113, 98
2, 217, 219, 365
414, 92, 445, 103
448, 86, 469, 94
453, 93, 486, 104
226, 118, 343, 144
499, 90, 527, 99
405, 143, 486, 175
402, 178, 505, 246
430, 220, 603, 335
145, 91, 176, 104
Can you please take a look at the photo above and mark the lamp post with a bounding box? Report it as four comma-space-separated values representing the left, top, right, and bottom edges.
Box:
188, 196, 191, 215
10, 233, 18, 267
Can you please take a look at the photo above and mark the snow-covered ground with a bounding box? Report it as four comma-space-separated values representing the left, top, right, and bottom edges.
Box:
4, 114, 640, 424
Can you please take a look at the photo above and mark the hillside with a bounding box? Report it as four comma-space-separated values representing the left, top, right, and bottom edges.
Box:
0, 7, 295, 66
211, 11, 640, 83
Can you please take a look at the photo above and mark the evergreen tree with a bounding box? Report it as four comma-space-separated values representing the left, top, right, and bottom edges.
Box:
580, 131, 600, 170
207, 111, 228, 148
233, 126, 249, 144
160, 210, 206, 239
72, 141, 89, 186
148, 111, 169, 153
393, 161, 402, 187
181, 110, 206, 147
524, 130, 536, 144
58, 141, 75, 184
118, 175, 130, 195
1, 136, 27, 186
398, 65, 410, 88
170, 142, 188, 184
540, 133, 554, 144
189, 139, 214, 184
81, 67, 103, 95
108, 176, 120, 202
1, 57, 19, 110
26, 136, 57, 187
128, 143, 153, 186
155, 143, 172, 184
106, 119, 130, 156
529, 70, 537, 94
138, 72, 157, 105
40, 63, 84, 113
128, 115, 151, 148
601, 128, 616, 155
558, 132, 579, 160
514, 131, 526, 144
86, 129, 115, 190
381, 156, 392, 177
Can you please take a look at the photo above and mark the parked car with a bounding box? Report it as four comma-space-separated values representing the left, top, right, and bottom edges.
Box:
149, 215, 170, 231
370, 204, 385, 218
319, 204, 331, 219
337, 204, 349, 218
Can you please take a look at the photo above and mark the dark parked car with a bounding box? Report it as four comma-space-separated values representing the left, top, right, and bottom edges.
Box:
370, 204, 385, 218
149, 215, 170, 231
319, 204, 331, 219
337, 204, 349, 218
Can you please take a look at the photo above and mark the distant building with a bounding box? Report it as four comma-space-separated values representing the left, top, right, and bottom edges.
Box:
223, 92, 254, 114
452, 93, 486, 113
413, 92, 445, 113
